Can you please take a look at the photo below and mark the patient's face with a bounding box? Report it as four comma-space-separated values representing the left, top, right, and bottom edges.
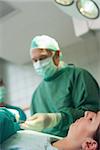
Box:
68, 111, 100, 141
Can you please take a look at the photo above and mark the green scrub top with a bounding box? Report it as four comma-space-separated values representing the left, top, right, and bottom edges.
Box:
0, 108, 20, 144
31, 65, 100, 137
4, 104, 26, 121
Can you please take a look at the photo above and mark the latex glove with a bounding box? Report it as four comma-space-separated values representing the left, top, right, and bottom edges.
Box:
20, 113, 61, 131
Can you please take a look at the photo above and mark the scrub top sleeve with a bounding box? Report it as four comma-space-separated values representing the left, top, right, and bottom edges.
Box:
73, 69, 100, 111
56, 69, 100, 136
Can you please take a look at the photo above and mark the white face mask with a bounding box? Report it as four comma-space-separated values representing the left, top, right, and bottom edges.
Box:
0, 86, 6, 103
33, 57, 57, 78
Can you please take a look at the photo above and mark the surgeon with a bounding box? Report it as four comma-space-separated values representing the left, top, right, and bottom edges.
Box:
21, 35, 100, 137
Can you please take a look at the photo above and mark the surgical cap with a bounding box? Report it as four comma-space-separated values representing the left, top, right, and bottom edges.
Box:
30, 35, 60, 53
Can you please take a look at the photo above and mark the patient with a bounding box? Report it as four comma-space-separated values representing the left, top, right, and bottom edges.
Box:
1, 110, 100, 150
20, 111, 100, 149
52, 111, 100, 150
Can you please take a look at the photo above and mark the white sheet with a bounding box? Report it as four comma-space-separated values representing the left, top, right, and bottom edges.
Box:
1, 130, 63, 150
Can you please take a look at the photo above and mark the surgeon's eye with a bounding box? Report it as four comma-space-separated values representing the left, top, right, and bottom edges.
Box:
32, 58, 38, 62
34, 59, 38, 62
39, 57, 45, 60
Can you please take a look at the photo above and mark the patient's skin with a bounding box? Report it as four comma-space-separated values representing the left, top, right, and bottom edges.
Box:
53, 111, 100, 150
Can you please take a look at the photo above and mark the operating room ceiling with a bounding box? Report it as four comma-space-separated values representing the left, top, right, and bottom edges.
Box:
0, 0, 100, 64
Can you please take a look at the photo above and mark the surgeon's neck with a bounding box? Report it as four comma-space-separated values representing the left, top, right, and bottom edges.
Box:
52, 137, 81, 150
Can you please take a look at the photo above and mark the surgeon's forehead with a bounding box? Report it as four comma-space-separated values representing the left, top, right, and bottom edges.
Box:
31, 48, 52, 58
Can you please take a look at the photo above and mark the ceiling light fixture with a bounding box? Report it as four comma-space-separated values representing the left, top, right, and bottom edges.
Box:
55, 0, 99, 19
55, 0, 74, 6
76, 0, 99, 19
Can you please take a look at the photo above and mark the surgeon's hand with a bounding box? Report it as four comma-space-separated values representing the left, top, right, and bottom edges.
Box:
20, 113, 61, 131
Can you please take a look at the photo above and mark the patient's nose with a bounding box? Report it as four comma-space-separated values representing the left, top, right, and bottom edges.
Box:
84, 111, 95, 121
84, 111, 90, 118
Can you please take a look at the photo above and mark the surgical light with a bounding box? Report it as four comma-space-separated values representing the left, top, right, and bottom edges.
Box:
55, 0, 74, 6
76, 0, 99, 19
55, 0, 100, 19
